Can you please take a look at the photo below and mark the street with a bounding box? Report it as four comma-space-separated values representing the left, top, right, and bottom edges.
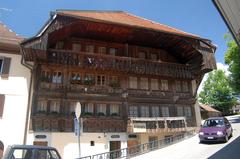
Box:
132, 116, 240, 159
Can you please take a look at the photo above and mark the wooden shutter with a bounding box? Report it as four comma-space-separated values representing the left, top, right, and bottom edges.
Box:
1, 57, 11, 79
0, 94, 5, 117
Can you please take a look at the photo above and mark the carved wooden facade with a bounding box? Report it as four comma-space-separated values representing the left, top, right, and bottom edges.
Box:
21, 10, 216, 134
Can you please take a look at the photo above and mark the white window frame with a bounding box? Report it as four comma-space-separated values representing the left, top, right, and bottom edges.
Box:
129, 77, 138, 89
98, 46, 107, 54
85, 103, 94, 113
161, 106, 169, 117
109, 48, 117, 56
50, 101, 60, 113
37, 100, 47, 112
97, 104, 107, 115
129, 106, 138, 117
86, 45, 94, 53
184, 106, 192, 117
96, 75, 106, 86
151, 79, 159, 90
176, 81, 182, 92
140, 78, 148, 90
182, 81, 189, 92
177, 106, 184, 117
110, 104, 119, 115
72, 43, 81, 52
141, 106, 149, 117
161, 80, 168, 91
152, 106, 160, 117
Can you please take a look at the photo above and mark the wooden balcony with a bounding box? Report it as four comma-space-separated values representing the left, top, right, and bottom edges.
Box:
38, 82, 193, 100
127, 117, 188, 133
82, 117, 126, 132
45, 49, 193, 78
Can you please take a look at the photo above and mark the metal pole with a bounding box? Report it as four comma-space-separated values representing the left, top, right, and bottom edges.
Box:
78, 118, 81, 158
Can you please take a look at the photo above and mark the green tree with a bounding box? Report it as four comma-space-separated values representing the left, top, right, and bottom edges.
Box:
224, 35, 240, 94
199, 69, 236, 115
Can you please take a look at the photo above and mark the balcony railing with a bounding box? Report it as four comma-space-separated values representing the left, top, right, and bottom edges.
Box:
47, 49, 193, 78
127, 117, 187, 133
38, 82, 192, 100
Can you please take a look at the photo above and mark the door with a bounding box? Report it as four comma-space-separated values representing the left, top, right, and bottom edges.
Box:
110, 141, 121, 159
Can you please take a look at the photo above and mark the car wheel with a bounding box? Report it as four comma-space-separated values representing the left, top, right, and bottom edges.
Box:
224, 135, 228, 143
230, 130, 233, 138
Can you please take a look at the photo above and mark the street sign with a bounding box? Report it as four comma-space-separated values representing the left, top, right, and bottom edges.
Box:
75, 102, 81, 119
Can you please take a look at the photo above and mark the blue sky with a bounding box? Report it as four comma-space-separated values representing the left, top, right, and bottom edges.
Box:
0, 0, 229, 64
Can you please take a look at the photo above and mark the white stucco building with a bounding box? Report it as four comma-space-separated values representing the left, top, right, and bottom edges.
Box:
0, 22, 31, 158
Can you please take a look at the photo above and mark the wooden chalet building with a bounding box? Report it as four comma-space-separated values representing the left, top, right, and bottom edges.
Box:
21, 10, 216, 158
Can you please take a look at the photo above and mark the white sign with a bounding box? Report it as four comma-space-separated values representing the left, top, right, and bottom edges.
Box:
75, 102, 81, 118
133, 123, 146, 133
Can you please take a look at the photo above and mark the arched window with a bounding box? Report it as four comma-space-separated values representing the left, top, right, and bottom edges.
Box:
0, 141, 4, 159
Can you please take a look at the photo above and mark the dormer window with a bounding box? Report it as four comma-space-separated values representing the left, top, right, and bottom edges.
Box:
109, 48, 117, 56
86, 45, 94, 53
72, 43, 81, 52
55, 41, 64, 49
98, 46, 106, 54
139, 52, 146, 59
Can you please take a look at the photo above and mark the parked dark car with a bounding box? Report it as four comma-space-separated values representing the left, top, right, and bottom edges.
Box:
2, 145, 61, 159
199, 117, 232, 143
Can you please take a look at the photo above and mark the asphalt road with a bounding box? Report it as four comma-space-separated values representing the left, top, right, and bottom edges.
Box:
132, 115, 240, 159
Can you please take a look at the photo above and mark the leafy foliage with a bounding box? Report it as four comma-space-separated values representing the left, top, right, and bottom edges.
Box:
199, 70, 236, 115
224, 34, 240, 94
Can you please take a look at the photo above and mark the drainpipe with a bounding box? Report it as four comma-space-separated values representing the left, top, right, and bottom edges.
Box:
20, 46, 34, 145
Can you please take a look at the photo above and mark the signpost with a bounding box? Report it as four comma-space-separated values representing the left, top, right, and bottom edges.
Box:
75, 102, 81, 158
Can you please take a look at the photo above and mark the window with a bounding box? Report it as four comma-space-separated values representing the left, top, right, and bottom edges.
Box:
0, 94, 5, 117
52, 71, 62, 84
84, 74, 95, 85
37, 100, 47, 113
97, 75, 106, 86
97, 104, 106, 115
139, 52, 146, 59
177, 106, 184, 117
161, 107, 169, 117
140, 78, 148, 90
151, 79, 158, 90
90, 141, 95, 146
86, 45, 94, 53
141, 106, 149, 117
84, 103, 94, 114
129, 106, 138, 117
0, 59, 3, 74
98, 46, 106, 54
0, 57, 11, 78
110, 104, 119, 116
184, 106, 192, 117
182, 81, 189, 92
129, 77, 137, 89
50, 101, 60, 114
69, 102, 77, 115
176, 81, 181, 92
150, 53, 157, 60
71, 73, 82, 84
72, 43, 81, 52
109, 48, 117, 56
55, 41, 64, 49
109, 76, 120, 87
152, 106, 159, 117
161, 80, 168, 91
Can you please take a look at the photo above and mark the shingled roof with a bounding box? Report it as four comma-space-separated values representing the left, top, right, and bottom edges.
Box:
55, 10, 200, 39
200, 104, 221, 113
0, 22, 23, 53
